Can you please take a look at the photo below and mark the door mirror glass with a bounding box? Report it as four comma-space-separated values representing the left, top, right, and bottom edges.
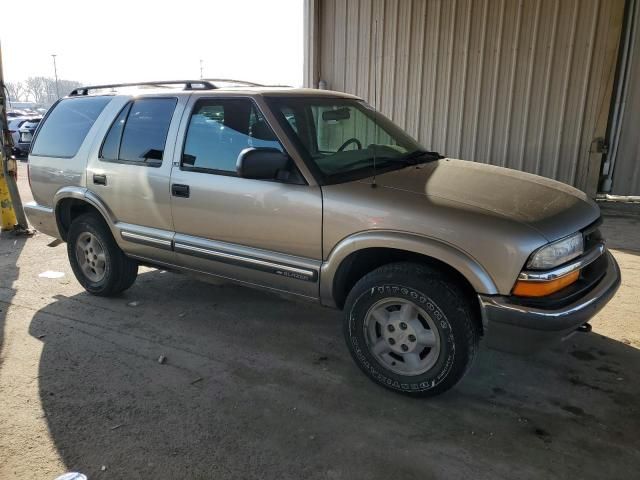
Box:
236, 147, 289, 180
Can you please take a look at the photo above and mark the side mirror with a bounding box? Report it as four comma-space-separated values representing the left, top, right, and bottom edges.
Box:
236, 148, 289, 180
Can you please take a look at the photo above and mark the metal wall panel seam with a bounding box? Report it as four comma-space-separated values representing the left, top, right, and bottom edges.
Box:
377, 0, 386, 110
570, 0, 601, 187
535, 0, 561, 176
427, 0, 442, 147
341, 0, 349, 92
605, 0, 637, 193
471, 0, 489, 161
518, 0, 542, 172
388, 0, 400, 119
442, 0, 458, 153
502, 0, 524, 167
412, 0, 427, 138
457, 0, 474, 158
581, 0, 614, 190
486, 0, 507, 162
402, 0, 414, 129
365, 0, 374, 100
552, 0, 580, 181
354, 0, 361, 93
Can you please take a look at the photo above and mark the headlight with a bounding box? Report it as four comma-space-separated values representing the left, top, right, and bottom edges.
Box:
527, 232, 583, 270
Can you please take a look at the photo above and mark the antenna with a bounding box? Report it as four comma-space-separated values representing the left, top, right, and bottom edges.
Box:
372, 19, 379, 189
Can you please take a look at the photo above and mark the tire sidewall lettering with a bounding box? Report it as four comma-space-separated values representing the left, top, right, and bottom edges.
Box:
351, 283, 456, 393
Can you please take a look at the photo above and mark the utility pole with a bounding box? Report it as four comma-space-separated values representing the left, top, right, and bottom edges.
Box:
51, 54, 60, 99
0, 40, 29, 232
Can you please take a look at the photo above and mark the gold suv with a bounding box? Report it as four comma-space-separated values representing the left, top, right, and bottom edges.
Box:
24, 80, 620, 396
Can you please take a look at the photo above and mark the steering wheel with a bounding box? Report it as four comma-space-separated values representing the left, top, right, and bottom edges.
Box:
337, 138, 362, 152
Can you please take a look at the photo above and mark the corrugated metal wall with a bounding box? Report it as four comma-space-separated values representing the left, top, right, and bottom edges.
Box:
310, 0, 625, 193
608, 0, 640, 195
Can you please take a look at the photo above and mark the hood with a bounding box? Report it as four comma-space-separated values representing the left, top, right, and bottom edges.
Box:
369, 159, 600, 241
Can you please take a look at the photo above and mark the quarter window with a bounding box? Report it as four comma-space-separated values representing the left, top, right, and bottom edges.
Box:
100, 103, 131, 161
100, 98, 177, 167
182, 98, 283, 173
31, 96, 111, 158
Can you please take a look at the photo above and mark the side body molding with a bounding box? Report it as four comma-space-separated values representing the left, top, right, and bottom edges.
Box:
319, 230, 498, 307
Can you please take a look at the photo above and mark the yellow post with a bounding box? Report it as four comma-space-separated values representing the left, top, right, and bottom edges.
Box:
0, 167, 18, 230
0, 39, 28, 232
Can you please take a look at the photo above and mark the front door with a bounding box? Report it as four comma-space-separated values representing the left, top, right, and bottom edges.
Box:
169, 96, 322, 299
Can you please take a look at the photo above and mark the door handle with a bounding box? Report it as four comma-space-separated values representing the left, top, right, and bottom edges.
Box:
172, 184, 190, 198
93, 174, 107, 185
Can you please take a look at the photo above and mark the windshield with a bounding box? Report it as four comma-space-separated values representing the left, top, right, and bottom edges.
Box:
266, 97, 428, 183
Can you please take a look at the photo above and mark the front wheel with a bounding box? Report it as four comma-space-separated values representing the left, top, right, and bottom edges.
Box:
343, 262, 479, 397
67, 213, 138, 296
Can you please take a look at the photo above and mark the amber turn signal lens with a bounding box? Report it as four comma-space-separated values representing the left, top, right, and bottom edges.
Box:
512, 270, 580, 297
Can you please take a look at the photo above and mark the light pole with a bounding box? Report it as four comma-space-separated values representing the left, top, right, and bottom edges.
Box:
51, 54, 60, 99
200, 59, 203, 80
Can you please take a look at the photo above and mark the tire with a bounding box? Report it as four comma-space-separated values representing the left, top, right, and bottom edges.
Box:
67, 213, 138, 296
343, 262, 479, 397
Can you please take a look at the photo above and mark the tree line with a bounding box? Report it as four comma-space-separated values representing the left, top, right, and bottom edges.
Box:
5, 77, 82, 107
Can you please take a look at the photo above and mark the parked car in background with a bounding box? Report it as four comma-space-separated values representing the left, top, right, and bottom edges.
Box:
8, 108, 41, 116
8, 117, 28, 145
8, 116, 43, 158
24, 80, 621, 397
14, 118, 41, 158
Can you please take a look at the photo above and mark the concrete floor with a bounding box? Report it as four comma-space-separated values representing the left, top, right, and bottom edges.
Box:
1, 166, 639, 479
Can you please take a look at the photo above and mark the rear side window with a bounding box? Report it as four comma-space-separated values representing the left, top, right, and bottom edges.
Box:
31, 96, 111, 158
100, 98, 177, 167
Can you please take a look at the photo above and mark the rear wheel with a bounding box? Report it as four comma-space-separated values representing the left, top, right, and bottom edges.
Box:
67, 213, 138, 296
343, 262, 479, 397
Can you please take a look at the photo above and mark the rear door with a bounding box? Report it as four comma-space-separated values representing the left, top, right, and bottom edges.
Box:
168, 95, 323, 299
85, 94, 187, 265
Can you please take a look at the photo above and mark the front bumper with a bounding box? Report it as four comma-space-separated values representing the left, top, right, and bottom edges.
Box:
479, 251, 621, 354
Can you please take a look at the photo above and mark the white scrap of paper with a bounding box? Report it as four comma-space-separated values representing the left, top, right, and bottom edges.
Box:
38, 271, 65, 279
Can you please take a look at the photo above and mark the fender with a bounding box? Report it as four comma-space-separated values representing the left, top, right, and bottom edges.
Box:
319, 230, 498, 307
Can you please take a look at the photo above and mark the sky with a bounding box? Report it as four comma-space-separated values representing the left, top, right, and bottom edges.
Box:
1, 0, 303, 87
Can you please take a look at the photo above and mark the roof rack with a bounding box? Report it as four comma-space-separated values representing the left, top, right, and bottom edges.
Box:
204, 78, 264, 87
69, 80, 216, 96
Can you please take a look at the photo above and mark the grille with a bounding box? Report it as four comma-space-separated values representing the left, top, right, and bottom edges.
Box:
583, 217, 603, 251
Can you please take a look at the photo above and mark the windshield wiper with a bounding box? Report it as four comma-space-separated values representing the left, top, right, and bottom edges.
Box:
391, 149, 444, 165
323, 149, 444, 176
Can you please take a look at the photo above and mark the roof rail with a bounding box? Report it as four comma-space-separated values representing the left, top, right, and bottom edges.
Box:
204, 78, 264, 87
69, 80, 216, 96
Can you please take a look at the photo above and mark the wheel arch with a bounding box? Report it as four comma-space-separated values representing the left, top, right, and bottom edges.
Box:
320, 231, 498, 310
54, 187, 117, 241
